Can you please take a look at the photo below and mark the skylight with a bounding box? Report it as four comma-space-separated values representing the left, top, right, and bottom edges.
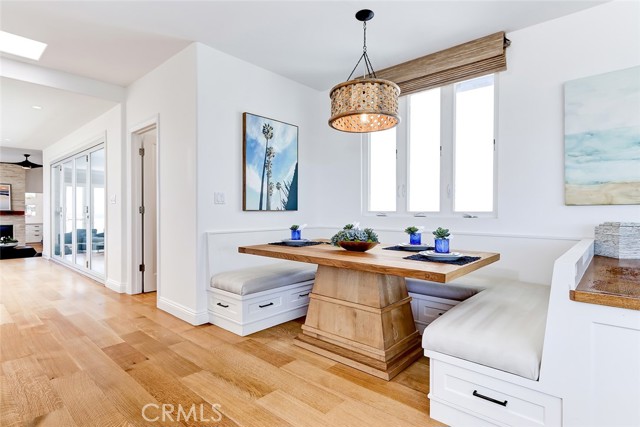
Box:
0, 31, 47, 61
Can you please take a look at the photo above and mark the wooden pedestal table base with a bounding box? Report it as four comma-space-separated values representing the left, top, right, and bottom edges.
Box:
293, 265, 422, 380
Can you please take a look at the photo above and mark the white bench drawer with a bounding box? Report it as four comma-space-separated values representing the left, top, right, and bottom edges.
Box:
209, 294, 241, 320
248, 295, 283, 316
287, 284, 313, 308
421, 305, 448, 324
431, 360, 561, 427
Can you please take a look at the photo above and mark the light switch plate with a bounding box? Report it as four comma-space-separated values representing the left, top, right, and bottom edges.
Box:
214, 192, 225, 204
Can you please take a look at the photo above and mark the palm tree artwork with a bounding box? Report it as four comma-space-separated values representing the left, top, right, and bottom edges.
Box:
243, 113, 298, 211
258, 123, 274, 210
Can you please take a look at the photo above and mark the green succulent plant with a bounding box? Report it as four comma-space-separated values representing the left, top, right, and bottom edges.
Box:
432, 227, 451, 239
331, 225, 379, 246
290, 225, 299, 230
405, 226, 420, 235
0, 236, 18, 244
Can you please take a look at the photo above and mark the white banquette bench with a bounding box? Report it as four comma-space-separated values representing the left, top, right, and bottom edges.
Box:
422, 239, 640, 427
208, 263, 316, 336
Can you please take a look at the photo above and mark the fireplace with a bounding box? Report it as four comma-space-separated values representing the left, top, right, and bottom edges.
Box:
0, 225, 13, 238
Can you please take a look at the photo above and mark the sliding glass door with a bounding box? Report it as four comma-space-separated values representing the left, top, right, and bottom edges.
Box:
75, 155, 88, 268
63, 160, 74, 264
52, 165, 62, 257
51, 145, 105, 279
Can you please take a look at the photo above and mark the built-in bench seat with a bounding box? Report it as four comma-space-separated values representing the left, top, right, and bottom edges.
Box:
423, 281, 550, 380
423, 280, 559, 427
207, 263, 316, 336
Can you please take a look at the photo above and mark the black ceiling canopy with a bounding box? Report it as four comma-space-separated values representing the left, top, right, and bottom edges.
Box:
0, 154, 43, 169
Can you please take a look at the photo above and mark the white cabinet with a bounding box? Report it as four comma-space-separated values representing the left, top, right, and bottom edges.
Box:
25, 224, 42, 243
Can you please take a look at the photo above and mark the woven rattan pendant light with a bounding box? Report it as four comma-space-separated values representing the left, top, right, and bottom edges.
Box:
329, 9, 400, 133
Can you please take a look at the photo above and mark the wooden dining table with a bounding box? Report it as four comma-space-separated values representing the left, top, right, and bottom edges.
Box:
239, 242, 500, 380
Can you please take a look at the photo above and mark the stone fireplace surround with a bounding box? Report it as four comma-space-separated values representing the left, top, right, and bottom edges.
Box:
0, 164, 26, 244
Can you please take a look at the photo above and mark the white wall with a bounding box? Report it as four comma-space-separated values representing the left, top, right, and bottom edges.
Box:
497, 0, 640, 237
42, 104, 125, 289
126, 44, 200, 322
304, 1, 640, 284
195, 43, 324, 316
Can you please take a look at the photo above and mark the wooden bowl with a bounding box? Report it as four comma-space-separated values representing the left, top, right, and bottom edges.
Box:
337, 241, 378, 252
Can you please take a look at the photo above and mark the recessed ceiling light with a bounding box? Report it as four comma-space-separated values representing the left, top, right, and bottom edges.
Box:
31, 105, 43, 110
0, 31, 47, 61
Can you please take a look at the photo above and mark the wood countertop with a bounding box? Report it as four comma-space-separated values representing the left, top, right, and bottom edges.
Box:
570, 255, 640, 310
239, 242, 500, 283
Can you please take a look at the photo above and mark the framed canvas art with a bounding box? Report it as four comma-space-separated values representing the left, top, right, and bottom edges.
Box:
0, 184, 11, 211
243, 113, 298, 211
564, 66, 640, 205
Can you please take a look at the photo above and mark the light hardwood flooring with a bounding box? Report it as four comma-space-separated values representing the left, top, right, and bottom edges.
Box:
0, 258, 443, 427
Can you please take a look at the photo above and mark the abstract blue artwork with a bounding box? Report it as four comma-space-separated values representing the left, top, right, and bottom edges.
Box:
243, 113, 298, 211
564, 66, 640, 205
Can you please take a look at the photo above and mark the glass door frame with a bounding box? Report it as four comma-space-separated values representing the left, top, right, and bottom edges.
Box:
50, 142, 106, 280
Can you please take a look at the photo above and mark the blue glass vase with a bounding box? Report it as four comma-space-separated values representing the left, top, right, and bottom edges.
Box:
434, 238, 449, 253
291, 229, 301, 240
409, 233, 422, 245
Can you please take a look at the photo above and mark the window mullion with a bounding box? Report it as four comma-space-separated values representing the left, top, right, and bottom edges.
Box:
397, 97, 408, 214
440, 85, 455, 216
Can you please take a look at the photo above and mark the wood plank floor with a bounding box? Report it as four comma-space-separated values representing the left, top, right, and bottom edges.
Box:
0, 258, 443, 427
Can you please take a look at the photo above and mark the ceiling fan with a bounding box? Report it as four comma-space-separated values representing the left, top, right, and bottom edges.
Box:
1, 154, 43, 169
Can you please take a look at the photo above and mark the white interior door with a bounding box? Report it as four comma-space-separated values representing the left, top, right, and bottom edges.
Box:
140, 129, 157, 293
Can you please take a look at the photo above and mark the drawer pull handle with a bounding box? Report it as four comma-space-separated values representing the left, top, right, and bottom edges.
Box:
299, 292, 310, 297
259, 302, 274, 308
216, 302, 229, 308
473, 390, 508, 407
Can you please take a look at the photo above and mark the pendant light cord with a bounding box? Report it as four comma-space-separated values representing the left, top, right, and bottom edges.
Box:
346, 21, 378, 81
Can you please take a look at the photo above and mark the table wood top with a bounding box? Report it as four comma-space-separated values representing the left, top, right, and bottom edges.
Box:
570, 255, 640, 311
238, 242, 500, 283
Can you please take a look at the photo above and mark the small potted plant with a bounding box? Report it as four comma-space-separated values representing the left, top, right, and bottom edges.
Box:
290, 224, 301, 240
331, 224, 379, 252
432, 227, 451, 253
404, 226, 424, 245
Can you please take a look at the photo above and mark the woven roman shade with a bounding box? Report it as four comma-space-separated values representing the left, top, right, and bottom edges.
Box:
374, 31, 510, 96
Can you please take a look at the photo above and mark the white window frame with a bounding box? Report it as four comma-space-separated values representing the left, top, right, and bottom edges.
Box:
363, 74, 499, 219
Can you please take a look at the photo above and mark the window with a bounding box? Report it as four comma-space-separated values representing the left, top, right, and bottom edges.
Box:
366, 74, 496, 216
369, 128, 396, 212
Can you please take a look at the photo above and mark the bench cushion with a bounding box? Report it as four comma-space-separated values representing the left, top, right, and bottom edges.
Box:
406, 278, 484, 301
422, 282, 550, 380
211, 263, 316, 296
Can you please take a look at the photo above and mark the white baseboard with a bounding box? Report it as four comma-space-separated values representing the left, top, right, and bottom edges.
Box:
106, 279, 126, 293
157, 296, 208, 325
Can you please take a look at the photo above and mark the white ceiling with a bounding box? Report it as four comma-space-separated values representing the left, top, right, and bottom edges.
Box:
0, 1, 605, 152
0, 77, 116, 150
